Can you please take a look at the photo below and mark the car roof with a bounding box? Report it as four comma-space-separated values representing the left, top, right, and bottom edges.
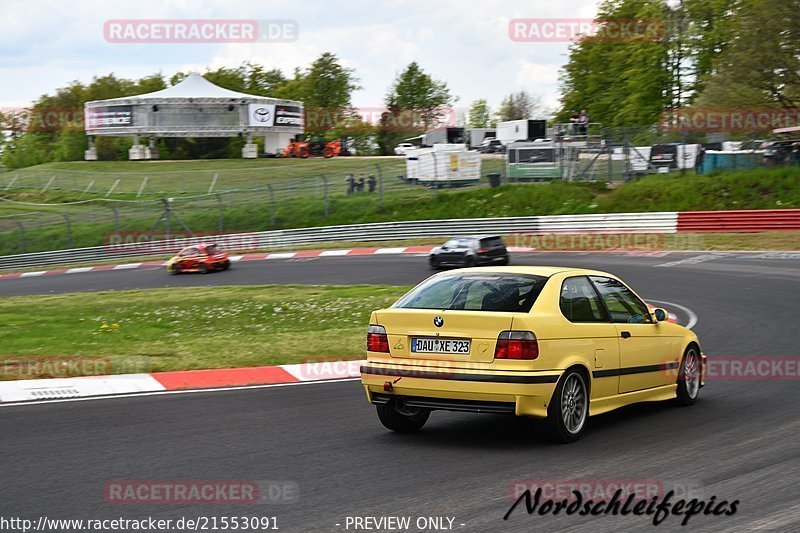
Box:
440, 266, 614, 278
180, 242, 215, 251
450, 235, 503, 241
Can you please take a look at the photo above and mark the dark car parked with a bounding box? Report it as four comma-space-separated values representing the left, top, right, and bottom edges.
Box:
429, 236, 510, 269
478, 138, 505, 154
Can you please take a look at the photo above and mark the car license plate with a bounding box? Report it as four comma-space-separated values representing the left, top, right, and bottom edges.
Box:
411, 338, 471, 354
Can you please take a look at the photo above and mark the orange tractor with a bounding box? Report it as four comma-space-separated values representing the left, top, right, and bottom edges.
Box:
282, 136, 349, 158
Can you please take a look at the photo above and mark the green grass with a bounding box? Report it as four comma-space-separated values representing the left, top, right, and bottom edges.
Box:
0, 157, 409, 195
0, 285, 409, 379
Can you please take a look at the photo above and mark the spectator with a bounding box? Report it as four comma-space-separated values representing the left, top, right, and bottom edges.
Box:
761, 141, 774, 167
569, 110, 580, 135
345, 174, 355, 195
367, 175, 376, 193
357, 177, 365, 192
578, 109, 590, 136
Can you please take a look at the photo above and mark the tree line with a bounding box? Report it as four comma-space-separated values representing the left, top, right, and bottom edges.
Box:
557, 0, 800, 128
0, 52, 544, 166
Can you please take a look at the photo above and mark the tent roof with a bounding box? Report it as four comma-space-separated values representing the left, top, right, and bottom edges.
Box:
99, 73, 275, 101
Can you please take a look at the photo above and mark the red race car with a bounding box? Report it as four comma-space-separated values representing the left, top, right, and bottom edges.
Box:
166, 243, 231, 274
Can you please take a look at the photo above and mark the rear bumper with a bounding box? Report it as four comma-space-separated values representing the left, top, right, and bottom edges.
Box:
361, 363, 560, 418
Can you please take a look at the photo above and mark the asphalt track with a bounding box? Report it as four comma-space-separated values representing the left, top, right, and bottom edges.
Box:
2, 251, 800, 532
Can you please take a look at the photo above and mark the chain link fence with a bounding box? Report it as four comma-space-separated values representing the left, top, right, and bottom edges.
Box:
0, 157, 508, 255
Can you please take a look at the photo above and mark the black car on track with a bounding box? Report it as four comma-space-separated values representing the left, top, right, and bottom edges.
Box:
428, 235, 510, 270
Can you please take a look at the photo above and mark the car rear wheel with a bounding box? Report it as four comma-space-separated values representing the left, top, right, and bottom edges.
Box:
429, 257, 440, 270
545, 369, 589, 443
675, 346, 701, 406
167, 265, 180, 275
464, 256, 476, 267
198, 263, 209, 274
376, 401, 430, 433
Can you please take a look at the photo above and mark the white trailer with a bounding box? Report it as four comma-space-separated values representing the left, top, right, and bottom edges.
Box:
466, 128, 496, 148
405, 144, 481, 186
496, 119, 547, 145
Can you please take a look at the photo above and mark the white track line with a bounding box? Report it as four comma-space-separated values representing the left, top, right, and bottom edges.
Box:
647, 299, 698, 330
66, 267, 94, 274
0, 377, 361, 408
113, 263, 141, 270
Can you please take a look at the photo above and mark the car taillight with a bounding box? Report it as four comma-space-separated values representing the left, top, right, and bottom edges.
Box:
367, 325, 390, 353
495, 331, 538, 360
478, 248, 488, 253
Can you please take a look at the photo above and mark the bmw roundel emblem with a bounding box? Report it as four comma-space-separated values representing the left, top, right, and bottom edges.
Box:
434, 316, 444, 327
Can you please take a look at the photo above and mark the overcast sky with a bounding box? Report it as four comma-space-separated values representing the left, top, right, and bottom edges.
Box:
0, 0, 600, 115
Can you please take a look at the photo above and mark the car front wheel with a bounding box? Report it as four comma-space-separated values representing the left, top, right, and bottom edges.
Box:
545, 369, 589, 443
675, 346, 701, 406
376, 402, 430, 433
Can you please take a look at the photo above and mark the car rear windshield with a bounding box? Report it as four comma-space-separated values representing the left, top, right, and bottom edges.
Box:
479, 237, 505, 248
443, 238, 473, 248
393, 273, 547, 313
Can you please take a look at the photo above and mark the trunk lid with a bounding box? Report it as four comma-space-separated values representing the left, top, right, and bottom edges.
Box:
374, 308, 515, 363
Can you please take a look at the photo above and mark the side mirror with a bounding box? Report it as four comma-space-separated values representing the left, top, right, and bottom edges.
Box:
652, 308, 668, 322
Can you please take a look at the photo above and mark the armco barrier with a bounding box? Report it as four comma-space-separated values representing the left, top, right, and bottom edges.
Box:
0, 212, 677, 271
677, 209, 800, 232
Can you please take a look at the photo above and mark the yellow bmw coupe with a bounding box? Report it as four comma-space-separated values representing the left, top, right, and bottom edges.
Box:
360, 267, 705, 443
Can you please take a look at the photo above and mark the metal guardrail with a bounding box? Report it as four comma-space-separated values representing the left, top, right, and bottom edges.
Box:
0, 212, 678, 271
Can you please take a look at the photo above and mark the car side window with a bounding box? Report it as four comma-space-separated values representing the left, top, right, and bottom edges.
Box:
560, 276, 607, 322
590, 276, 652, 324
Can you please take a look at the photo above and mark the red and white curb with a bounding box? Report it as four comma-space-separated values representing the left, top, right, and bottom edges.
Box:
0, 247, 438, 280
0, 360, 364, 404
